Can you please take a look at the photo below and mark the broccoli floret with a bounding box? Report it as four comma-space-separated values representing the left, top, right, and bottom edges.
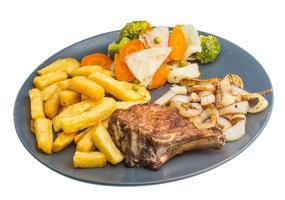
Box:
108, 37, 130, 57
194, 35, 221, 64
118, 20, 152, 41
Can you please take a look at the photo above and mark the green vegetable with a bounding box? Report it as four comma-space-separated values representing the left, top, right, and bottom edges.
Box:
118, 20, 152, 41
132, 84, 139, 91
154, 37, 161, 44
107, 37, 130, 57
179, 60, 188, 67
194, 35, 221, 64
132, 79, 140, 84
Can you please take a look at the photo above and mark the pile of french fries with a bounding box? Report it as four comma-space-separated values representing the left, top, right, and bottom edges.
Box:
29, 57, 150, 168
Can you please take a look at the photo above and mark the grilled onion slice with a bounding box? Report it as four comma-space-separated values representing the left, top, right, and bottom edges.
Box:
224, 120, 246, 141
218, 101, 249, 115
171, 95, 203, 117
191, 107, 219, 129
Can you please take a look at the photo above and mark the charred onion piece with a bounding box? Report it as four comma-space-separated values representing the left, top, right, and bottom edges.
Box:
217, 117, 232, 132
241, 93, 269, 113
155, 85, 187, 105
224, 119, 246, 141
191, 107, 219, 129
201, 94, 216, 106
191, 84, 216, 92
218, 101, 249, 115
189, 92, 200, 102
226, 73, 244, 89
171, 95, 203, 117
179, 77, 222, 86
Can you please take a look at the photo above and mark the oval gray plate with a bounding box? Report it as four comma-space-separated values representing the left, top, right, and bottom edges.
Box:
14, 30, 273, 186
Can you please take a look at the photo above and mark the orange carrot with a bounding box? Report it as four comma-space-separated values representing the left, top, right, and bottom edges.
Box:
163, 55, 173, 64
119, 39, 144, 63
148, 64, 170, 89
81, 53, 113, 69
168, 27, 187, 60
114, 53, 135, 82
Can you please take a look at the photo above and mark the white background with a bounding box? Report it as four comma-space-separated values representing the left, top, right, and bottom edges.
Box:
1, 0, 284, 199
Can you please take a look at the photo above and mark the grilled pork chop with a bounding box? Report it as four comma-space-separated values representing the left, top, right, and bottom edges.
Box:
108, 103, 225, 170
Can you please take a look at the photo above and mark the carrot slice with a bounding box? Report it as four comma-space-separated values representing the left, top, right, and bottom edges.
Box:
119, 39, 144, 63
114, 53, 135, 82
148, 64, 170, 89
163, 55, 173, 64
81, 53, 113, 69
168, 27, 187, 60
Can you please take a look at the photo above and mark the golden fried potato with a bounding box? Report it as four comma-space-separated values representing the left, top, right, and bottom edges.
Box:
101, 119, 109, 129
52, 100, 94, 132
29, 88, 45, 119
73, 151, 106, 168
69, 76, 105, 101
121, 82, 151, 103
56, 79, 70, 90
44, 89, 60, 119
69, 65, 112, 77
76, 127, 96, 152
52, 131, 77, 152
61, 97, 116, 132
59, 90, 81, 106
34, 118, 53, 154
89, 72, 144, 101
41, 84, 58, 101
92, 124, 123, 165
81, 94, 89, 101
33, 71, 68, 89
74, 128, 90, 144
41, 80, 70, 101
38, 58, 80, 75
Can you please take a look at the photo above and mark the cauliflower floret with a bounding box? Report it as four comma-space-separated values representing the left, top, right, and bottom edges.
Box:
182, 24, 202, 58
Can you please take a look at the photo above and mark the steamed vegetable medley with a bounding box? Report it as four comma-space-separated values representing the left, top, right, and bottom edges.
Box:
107, 20, 221, 89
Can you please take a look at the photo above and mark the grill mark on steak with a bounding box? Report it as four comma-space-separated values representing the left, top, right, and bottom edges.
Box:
108, 103, 225, 170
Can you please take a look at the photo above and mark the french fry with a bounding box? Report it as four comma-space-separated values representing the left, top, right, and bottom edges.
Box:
61, 97, 116, 132
74, 128, 90, 144
81, 94, 89, 100
41, 84, 58, 101
34, 118, 53, 154
52, 131, 77, 152
69, 76, 105, 101
69, 65, 112, 77
76, 127, 96, 152
29, 88, 45, 119
38, 58, 80, 75
123, 82, 151, 103
33, 71, 68, 89
88, 71, 143, 101
92, 124, 124, 165
44, 89, 61, 119
56, 79, 70, 90
59, 90, 81, 106
101, 119, 109, 129
52, 100, 94, 132
41, 80, 70, 101
73, 151, 106, 168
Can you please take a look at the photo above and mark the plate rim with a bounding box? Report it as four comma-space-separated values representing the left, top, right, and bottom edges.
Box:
13, 30, 274, 186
